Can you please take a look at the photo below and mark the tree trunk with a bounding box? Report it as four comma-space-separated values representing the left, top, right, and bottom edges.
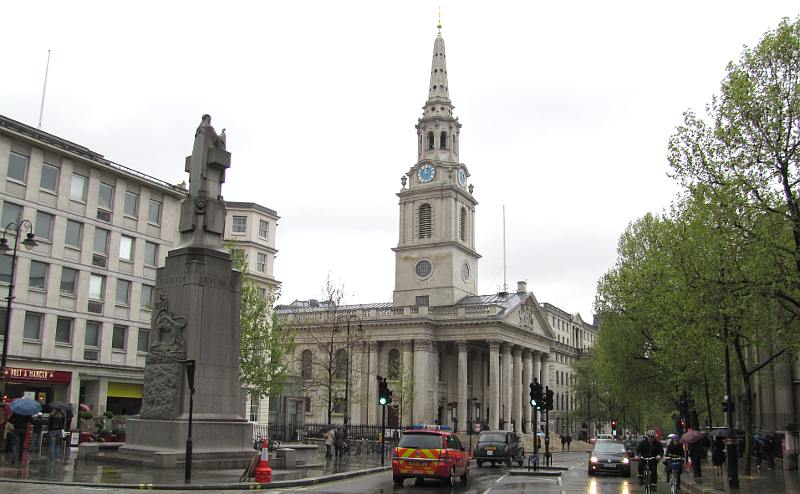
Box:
733, 334, 753, 475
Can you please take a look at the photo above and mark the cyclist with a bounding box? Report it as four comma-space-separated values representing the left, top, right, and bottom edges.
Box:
663, 433, 685, 489
636, 431, 662, 486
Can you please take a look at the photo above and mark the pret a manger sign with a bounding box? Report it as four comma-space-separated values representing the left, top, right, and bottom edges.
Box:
4, 367, 71, 383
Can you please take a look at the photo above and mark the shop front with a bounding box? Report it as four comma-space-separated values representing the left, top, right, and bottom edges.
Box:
3, 367, 72, 410
106, 382, 143, 415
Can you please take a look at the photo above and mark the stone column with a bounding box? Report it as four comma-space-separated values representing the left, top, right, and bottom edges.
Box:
540, 352, 550, 387
368, 341, 379, 425
533, 350, 542, 386
457, 341, 468, 433
501, 343, 512, 430
413, 339, 432, 424
488, 340, 500, 430
522, 349, 533, 433
401, 341, 414, 425
512, 346, 522, 432
430, 342, 439, 425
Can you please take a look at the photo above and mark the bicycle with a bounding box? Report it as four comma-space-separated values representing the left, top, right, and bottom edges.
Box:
637, 456, 659, 494
665, 457, 683, 494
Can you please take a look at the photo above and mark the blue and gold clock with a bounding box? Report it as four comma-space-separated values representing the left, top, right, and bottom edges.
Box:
417, 163, 435, 183
457, 168, 467, 187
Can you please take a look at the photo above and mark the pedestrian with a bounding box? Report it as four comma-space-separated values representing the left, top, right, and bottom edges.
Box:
765, 435, 776, 470
560, 434, 566, 452
711, 435, 725, 477
47, 408, 65, 462
566, 434, 572, 451
65, 404, 74, 434
334, 427, 344, 458
30, 413, 43, 454
8, 413, 31, 465
324, 428, 334, 459
753, 436, 763, 470
687, 433, 704, 480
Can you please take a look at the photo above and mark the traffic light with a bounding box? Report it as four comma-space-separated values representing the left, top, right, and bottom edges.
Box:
378, 376, 392, 405
722, 400, 735, 413
529, 381, 543, 409
611, 419, 617, 434
544, 387, 554, 411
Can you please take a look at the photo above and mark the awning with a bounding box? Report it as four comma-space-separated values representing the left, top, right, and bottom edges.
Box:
107, 382, 143, 399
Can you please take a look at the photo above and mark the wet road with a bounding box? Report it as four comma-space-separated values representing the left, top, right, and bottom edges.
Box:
0, 451, 642, 494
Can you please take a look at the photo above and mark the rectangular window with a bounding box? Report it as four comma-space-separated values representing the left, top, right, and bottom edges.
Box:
124, 191, 139, 218
84, 321, 100, 347
112, 325, 126, 350
0, 256, 10, 284
232, 216, 247, 233
23, 312, 42, 340
28, 261, 47, 290
98, 182, 114, 210
40, 163, 60, 193
119, 236, 134, 262
257, 287, 267, 299
93, 228, 109, 255
60, 267, 78, 295
65, 220, 83, 248
256, 252, 267, 272
55, 317, 73, 344
70, 174, 88, 202
144, 241, 158, 266
415, 295, 429, 307
89, 274, 105, 301
116, 279, 131, 306
34, 211, 54, 241
147, 198, 162, 225
141, 284, 154, 309
7, 151, 29, 183
1, 202, 22, 228
137, 329, 149, 352
258, 219, 269, 239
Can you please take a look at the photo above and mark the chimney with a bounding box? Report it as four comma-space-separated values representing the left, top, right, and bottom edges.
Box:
517, 281, 527, 294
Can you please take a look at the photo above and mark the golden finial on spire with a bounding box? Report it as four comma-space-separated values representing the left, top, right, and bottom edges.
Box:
437, 7, 442, 35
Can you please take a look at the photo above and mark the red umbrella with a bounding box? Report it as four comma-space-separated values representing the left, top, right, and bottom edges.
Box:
680, 429, 704, 445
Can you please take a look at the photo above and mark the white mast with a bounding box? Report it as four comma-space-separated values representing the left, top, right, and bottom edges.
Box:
37, 50, 51, 130
502, 204, 508, 293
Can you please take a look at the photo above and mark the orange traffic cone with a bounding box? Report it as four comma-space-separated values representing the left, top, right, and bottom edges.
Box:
254, 440, 272, 483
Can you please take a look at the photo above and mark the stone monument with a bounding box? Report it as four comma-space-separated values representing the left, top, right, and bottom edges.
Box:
122, 115, 253, 468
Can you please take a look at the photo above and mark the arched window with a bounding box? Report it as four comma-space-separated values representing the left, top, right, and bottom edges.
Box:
418, 203, 432, 239
301, 349, 312, 380
334, 349, 347, 380
440, 131, 447, 149
427, 131, 435, 150
459, 207, 467, 241
388, 348, 400, 379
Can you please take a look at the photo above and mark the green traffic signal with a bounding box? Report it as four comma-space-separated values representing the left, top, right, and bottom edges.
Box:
379, 396, 388, 405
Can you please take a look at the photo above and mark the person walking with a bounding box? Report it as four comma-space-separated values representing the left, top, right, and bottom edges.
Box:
324, 428, 334, 459
560, 434, 566, 452
687, 434, 704, 480
566, 434, 572, 451
30, 414, 43, 455
47, 408, 65, 462
8, 413, 31, 465
334, 427, 344, 458
711, 435, 725, 477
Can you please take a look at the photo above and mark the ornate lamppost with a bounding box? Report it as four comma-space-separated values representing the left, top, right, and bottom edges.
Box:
0, 217, 38, 398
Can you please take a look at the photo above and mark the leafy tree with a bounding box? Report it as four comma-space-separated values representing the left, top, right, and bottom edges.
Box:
228, 246, 295, 401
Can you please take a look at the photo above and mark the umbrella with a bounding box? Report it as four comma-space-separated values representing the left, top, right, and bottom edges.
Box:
10, 397, 42, 416
79, 403, 91, 412
709, 429, 728, 438
680, 429, 704, 445
48, 401, 68, 411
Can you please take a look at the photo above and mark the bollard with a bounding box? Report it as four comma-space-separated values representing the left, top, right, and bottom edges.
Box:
254, 440, 272, 484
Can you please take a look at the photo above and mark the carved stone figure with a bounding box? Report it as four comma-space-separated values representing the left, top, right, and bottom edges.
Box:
520, 303, 535, 329
139, 294, 188, 419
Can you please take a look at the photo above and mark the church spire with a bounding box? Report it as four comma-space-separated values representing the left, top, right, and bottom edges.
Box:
416, 22, 460, 163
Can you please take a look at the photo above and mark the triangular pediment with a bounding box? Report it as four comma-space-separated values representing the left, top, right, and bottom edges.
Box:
505, 293, 556, 338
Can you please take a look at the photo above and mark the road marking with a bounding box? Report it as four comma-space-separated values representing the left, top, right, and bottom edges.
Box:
495, 474, 507, 483
557, 476, 562, 486
481, 488, 493, 494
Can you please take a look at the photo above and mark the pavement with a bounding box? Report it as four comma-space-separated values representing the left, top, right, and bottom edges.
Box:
0, 444, 388, 489
677, 463, 800, 494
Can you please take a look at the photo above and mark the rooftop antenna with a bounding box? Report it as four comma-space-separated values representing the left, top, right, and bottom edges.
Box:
37, 50, 51, 130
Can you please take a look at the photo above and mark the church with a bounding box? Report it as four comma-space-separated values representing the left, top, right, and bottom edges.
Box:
277, 24, 597, 437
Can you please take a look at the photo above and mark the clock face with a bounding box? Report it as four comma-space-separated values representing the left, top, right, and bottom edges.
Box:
457, 168, 467, 187
415, 259, 433, 278
461, 262, 470, 282
417, 163, 435, 183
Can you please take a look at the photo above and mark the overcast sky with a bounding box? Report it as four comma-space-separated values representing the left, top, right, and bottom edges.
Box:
2, 2, 797, 318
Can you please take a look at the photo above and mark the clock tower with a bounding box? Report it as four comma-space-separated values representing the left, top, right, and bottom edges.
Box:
393, 23, 480, 307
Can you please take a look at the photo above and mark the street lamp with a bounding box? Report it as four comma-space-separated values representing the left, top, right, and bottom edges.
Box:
180, 359, 196, 482
343, 315, 362, 426
0, 217, 38, 398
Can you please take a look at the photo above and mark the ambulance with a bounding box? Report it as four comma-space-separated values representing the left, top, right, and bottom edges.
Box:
391, 425, 470, 486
